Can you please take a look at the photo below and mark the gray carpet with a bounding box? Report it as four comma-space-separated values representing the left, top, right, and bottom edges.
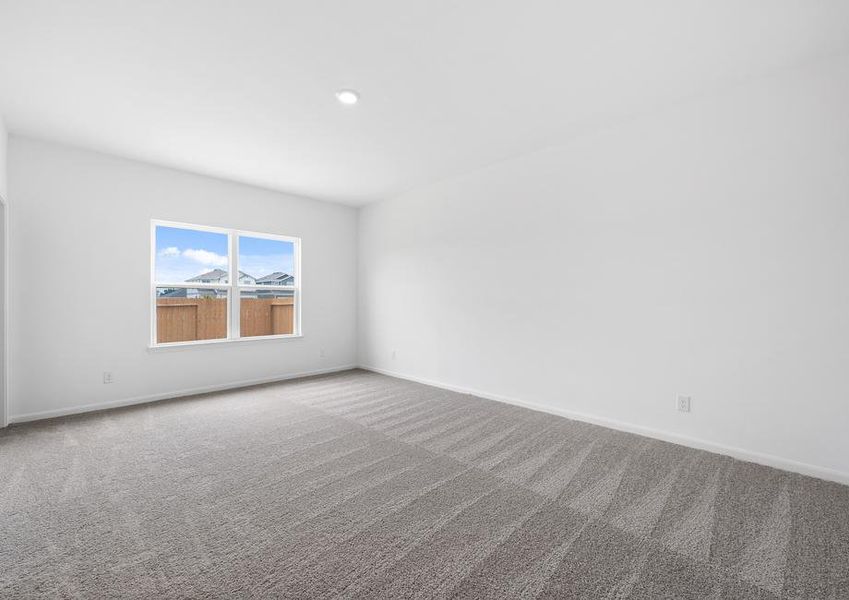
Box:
1, 370, 848, 599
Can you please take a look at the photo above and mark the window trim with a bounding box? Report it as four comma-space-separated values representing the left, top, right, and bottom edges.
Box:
150, 219, 302, 348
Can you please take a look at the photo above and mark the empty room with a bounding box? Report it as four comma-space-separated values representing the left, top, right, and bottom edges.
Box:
1, 1, 848, 598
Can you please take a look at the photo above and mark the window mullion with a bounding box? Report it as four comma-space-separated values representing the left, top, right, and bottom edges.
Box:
231, 232, 240, 340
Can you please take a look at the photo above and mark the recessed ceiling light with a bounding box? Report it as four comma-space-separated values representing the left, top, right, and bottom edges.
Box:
336, 89, 360, 105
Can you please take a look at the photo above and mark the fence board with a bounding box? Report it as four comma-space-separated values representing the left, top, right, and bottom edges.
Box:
156, 297, 293, 342
241, 298, 294, 337
156, 297, 227, 343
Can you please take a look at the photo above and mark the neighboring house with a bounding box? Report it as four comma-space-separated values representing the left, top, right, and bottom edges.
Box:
156, 268, 254, 298
238, 271, 257, 285
158, 288, 226, 299
255, 272, 294, 286
157, 288, 186, 298
253, 272, 295, 298
157, 270, 293, 299
186, 269, 256, 285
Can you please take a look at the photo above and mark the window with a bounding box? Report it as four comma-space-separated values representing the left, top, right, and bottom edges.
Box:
151, 221, 300, 346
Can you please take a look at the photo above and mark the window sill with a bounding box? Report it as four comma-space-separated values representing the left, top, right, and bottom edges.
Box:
148, 334, 303, 352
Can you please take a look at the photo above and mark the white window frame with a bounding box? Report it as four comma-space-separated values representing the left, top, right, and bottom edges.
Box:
150, 219, 302, 348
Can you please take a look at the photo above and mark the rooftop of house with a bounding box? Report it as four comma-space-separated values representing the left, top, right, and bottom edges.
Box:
255, 272, 293, 284
186, 269, 254, 282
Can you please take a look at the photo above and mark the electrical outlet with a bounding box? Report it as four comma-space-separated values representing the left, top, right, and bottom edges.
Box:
677, 395, 691, 413
103, 372, 114, 384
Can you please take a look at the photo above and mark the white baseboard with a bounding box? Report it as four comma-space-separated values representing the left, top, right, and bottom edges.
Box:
359, 364, 849, 486
9, 364, 358, 424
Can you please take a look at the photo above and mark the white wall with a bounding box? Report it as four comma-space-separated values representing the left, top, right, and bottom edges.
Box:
1, 115, 8, 427
0, 115, 7, 199
9, 137, 358, 420
359, 55, 849, 481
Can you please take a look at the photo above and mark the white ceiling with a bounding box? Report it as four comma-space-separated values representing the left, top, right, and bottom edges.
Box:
1, 1, 848, 205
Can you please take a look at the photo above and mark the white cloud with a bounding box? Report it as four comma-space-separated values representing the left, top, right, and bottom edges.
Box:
155, 247, 229, 282
181, 248, 228, 267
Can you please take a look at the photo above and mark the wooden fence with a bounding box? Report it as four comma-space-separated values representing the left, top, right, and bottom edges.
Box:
240, 298, 295, 337
156, 297, 294, 343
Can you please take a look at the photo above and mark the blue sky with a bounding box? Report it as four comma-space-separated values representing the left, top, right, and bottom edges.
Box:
155, 226, 294, 283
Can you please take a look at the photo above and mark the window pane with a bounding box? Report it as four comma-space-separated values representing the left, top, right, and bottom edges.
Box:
156, 287, 228, 343
240, 289, 295, 337
155, 225, 229, 284
238, 235, 295, 286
